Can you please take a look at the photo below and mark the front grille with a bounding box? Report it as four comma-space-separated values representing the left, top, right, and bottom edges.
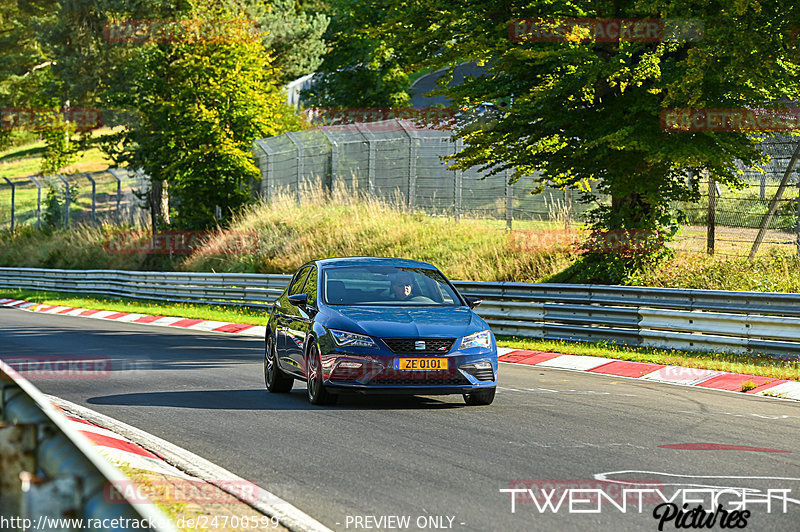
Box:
381, 338, 455, 354
371, 373, 470, 386
461, 366, 495, 381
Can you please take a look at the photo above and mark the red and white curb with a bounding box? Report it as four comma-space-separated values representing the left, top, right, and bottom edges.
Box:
55, 405, 195, 480
50, 397, 333, 532
497, 347, 800, 401
0, 298, 265, 338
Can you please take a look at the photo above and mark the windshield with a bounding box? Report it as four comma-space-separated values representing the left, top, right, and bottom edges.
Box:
322, 266, 463, 306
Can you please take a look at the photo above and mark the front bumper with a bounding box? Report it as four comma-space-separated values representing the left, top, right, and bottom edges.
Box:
319, 347, 498, 395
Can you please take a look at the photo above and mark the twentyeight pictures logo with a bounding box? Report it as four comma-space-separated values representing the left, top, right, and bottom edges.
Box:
501, 479, 794, 530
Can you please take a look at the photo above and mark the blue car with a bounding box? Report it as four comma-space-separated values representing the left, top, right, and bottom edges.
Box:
264, 257, 497, 405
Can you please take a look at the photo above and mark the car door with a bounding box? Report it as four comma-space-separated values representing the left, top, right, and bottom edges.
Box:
287, 266, 318, 375
275, 266, 311, 376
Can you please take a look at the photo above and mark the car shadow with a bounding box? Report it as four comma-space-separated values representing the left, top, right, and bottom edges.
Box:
87, 388, 466, 411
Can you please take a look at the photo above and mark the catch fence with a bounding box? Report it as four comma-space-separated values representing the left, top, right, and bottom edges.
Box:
0, 167, 148, 230
254, 120, 800, 257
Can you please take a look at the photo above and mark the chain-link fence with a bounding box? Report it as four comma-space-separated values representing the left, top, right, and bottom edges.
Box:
0, 168, 149, 231
254, 119, 800, 257
672, 135, 800, 256
253, 119, 593, 229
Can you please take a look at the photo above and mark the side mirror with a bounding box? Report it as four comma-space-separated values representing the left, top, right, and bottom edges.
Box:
288, 294, 309, 307
464, 296, 482, 309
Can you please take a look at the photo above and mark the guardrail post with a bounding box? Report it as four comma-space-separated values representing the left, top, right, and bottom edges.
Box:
82, 172, 96, 223
56, 174, 70, 229
2, 177, 14, 231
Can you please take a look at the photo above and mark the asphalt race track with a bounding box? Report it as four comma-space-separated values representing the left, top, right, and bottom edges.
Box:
2, 306, 799, 531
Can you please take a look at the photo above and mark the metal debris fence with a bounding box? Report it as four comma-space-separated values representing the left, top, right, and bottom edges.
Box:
0, 167, 148, 231
254, 120, 800, 257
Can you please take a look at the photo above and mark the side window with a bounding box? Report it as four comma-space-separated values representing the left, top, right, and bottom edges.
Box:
301, 267, 318, 306
288, 267, 310, 296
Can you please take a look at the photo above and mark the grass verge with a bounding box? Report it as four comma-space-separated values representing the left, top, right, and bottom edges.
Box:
4, 289, 798, 382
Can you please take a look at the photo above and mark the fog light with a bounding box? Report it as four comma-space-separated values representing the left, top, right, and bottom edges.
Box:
473, 360, 492, 370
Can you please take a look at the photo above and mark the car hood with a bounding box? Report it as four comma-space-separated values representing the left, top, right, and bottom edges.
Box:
325, 305, 485, 338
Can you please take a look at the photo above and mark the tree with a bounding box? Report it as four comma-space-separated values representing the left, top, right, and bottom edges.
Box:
31, 0, 304, 229
378, 1, 800, 280
304, 0, 411, 108
109, 3, 302, 229
247, 0, 329, 85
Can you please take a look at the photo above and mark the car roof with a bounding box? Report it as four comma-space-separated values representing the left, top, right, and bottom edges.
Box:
312, 257, 438, 269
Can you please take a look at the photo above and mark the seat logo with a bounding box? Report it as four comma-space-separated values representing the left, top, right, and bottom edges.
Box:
415, 341, 426, 350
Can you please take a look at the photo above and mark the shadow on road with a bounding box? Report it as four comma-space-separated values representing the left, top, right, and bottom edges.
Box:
87, 388, 466, 411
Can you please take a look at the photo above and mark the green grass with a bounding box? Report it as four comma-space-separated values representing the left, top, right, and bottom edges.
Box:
4, 288, 798, 382
498, 336, 800, 382
0, 129, 117, 180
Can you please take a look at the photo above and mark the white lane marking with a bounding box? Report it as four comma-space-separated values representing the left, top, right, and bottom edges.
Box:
498, 385, 637, 397
676, 410, 800, 421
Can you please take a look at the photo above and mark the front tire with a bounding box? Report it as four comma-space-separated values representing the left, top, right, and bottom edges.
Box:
306, 343, 337, 406
463, 387, 495, 406
265, 335, 294, 393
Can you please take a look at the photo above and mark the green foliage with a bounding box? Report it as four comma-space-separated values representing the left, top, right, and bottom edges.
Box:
548, 245, 673, 285
248, 0, 329, 85
39, 125, 81, 176
304, 0, 411, 108
375, 1, 800, 269
42, 182, 79, 229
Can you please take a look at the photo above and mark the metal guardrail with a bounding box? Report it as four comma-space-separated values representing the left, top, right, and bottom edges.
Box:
1, 267, 800, 357
0, 359, 177, 531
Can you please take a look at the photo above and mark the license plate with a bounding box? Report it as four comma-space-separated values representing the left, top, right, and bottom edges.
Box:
394, 358, 448, 370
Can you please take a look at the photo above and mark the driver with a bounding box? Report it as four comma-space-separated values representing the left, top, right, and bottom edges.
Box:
390, 274, 414, 301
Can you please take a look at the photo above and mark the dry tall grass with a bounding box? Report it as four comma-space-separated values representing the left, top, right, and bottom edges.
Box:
181, 183, 573, 281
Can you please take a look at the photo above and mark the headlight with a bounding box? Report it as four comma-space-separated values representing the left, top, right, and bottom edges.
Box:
330, 329, 377, 348
459, 329, 492, 350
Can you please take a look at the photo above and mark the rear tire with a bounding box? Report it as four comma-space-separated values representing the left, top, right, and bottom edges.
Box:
463, 387, 495, 406
307, 344, 337, 406
265, 335, 294, 393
